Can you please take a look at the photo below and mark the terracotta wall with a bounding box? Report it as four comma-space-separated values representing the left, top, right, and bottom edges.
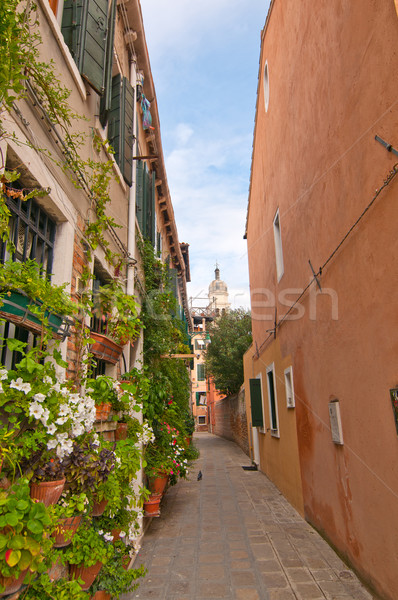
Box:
246, 1, 398, 597
212, 390, 250, 457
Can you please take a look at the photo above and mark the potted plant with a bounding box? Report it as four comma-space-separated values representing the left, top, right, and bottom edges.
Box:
49, 491, 88, 548
85, 376, 117, 422
62, 525, 114, 591
90, 540, 146, 600
0, 351, 96, 488
61, 435, 116, 516
18, 573, 90, 599
29, 455, 66, 507
92, 282, 141, 347
0, 479, 52, 596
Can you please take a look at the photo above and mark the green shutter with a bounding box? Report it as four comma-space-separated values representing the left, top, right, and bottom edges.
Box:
197, 364, 205, 381
250, 378, 263, 427
61, 0, 108, 94
136, 160, 144, 233
99, 0, 117, 126
147, 170, 156, 246
122, 77, 135, 186
169, 267, 178, 300
108, 76, 135, 186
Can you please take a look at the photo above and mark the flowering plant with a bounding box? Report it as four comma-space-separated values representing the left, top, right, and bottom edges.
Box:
92, 282, 141, 346
85, 375, 117, 407
0, 348, 96, 480
49, 491, 88, 519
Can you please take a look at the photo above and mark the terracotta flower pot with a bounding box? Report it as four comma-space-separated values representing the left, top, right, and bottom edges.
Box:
115, 422, 128, 440
91, 590, 111, 600
90, 332, 123, 364
69, 561, 103, 591
92, 497, 108, 516
95, 402, 111, 422
143, 493, 162, 517
0, 569, 29, 597
148, 473, 168, 496
52, 515, 82, 548
30, 478, 65, 507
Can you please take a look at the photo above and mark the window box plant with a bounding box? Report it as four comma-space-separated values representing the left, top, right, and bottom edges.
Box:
86, 376, 117, 422
0, 259, 77, 341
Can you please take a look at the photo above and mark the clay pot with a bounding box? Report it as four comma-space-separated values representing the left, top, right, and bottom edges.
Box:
148, 473, 168, 496
91, 591, 111, 600
115, 422, 128, 441
92, 498, 108, 516
95, 403, 111, 422
0, 569, 29, 597
143, 493, 162, 517
69, 561, 102, 591
52, 515, 82, 548
29, 478, 65, 507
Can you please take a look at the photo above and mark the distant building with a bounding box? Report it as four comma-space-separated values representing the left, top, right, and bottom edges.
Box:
190, 266, 230, 430
208, 265, 230, 316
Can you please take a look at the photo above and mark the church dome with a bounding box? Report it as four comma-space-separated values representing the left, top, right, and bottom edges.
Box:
209, 267, 228, 294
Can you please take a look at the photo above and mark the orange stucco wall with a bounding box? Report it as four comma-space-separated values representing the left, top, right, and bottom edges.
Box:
244, 342, 304, 516
246, 1, 398, 598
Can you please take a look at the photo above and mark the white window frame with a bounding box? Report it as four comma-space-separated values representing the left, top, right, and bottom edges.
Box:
266, 363, 279, 437
263, 60, 270, 112
284, 366, 295, 408
273, 209, 284, 281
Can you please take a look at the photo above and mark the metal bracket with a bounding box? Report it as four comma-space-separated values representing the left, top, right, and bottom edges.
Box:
309, 259, 322, 291
375, 135, 398, 157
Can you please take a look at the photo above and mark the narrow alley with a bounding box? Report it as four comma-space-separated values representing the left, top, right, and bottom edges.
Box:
128, 434, 375, 600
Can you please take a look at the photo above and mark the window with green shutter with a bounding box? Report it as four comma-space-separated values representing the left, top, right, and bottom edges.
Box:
197, 364, 205, 381
250, 378, 263, 428
61, 0, 112, 95
135, 161, 156, 242
108, 75, 135, 186
99, 0, 117, 126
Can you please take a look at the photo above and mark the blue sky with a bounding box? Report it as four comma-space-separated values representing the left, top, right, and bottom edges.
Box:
140, 1, 270, 310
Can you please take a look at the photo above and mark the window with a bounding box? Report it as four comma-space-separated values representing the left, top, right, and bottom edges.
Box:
107, 75, 135, 186
195, 339, 206, 351
197, 364, 205, 381
273, 209, 284, 281
0, 188, 57, 368
196, 392, 206, 406
266, 364, 279, 436
263, 61, 269, 112
284, 367, 295, 408
61, 0, 116, 95
198, 415, 206, 425
249, 377, 263, 428
136, 161, 156, 241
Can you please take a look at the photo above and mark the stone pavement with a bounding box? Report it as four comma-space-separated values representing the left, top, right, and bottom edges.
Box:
126, 433, 376, 600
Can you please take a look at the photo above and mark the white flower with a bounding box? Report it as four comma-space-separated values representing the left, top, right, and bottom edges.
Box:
98, 530, 104, 535
55, 416, 68, 425
119, 531, 126, 538
59, 404, 71, 417
29, 401, 45, 420
47, 438, 58, 450
46, 423, 57, 435
10, 378, 31, 394
0, 383, 3, 394
33, 393, 46, 403
51, 382, 62, 393
43, 376, 53, 385
104, 533, 113, 542
0, 369, 7, 381
40, 408, 50, 425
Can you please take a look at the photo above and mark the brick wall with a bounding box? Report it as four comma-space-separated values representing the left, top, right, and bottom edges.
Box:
213, 389, 249, 457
